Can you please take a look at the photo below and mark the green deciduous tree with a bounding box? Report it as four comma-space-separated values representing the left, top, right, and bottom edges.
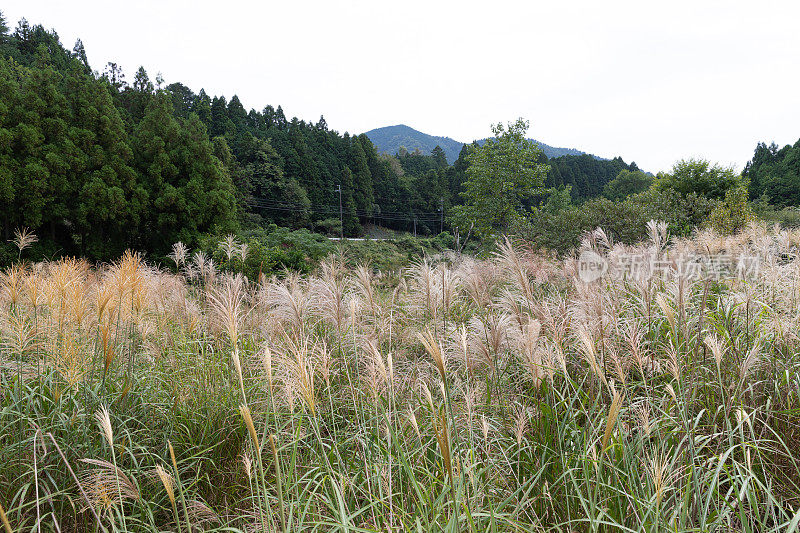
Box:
247, 139, 310, 228
603, 169, 653, 200
656, 158, 740, 200
450, 118, 549, 238
709, 185, 754, 234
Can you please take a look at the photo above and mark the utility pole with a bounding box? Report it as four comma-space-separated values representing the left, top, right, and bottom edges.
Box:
439, 198, 444, 234
413, 217, 417, 238
336, 184, 343, 240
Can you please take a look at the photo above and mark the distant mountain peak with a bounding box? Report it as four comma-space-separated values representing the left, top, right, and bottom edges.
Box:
363, 125, 464, 163
364, 124, 594, 164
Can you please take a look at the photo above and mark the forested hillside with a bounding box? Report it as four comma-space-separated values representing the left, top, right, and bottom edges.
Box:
0, 19, 237, 259
364, 125, 466, 164
0, 11, 648, 263
0, 14, 461, 258
365, 124, 590, 164
744, 140, 800, 205
547, 155, 641, 200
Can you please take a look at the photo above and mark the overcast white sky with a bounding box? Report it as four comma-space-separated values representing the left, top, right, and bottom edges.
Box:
4, 0, 800, 171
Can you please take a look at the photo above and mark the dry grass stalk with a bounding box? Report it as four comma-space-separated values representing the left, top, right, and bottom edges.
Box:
434, 409, 453, 480
11, 227, 38, 256
418, 329, 446, 381
79, 458, 140, 512
240, 404, 260, 449
155, 464, 176, 505
0, 502, 11, 533
95, 406, 114, 448
602, 390, 624, 453
5, 219, 800, 530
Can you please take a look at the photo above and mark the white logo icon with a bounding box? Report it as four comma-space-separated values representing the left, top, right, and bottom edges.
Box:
578, 250, 607, 282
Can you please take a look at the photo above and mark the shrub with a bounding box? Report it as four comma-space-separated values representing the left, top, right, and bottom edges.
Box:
626, 187, 718, 237
314, 217, 343, 237
709, 186, 755, 234
201, 225, 336, 279
513, 188, 719, 255
514, 197, 650, 254
655, 158, 740, 200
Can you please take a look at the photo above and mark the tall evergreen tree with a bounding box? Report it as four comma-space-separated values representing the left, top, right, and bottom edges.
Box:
72, 39, 88, 69
0, 11, 7, 39
358, 134, 395, 211
210, 95, 231, 137
0, 56, 21, 239
20, 51, 72, 241
227, 95, 247, 130
349, 137, 374, 216
446, 143, 472, 201
191, 89, 211, 125
274, 105, 287, 129
120, 65, 154, 123
340, 167, 359, 235
131, 93, 236, 252
64, 67, 144, 256
285, 124, 322, 207
166, 82, 195, 118
431, 145, 448, 169
102, 62, 126, 90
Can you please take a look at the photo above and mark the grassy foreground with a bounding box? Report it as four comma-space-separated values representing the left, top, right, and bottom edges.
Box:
2, 224, 800, 532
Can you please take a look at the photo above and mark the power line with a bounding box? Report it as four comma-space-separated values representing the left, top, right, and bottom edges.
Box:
250, 204, 441, 224
249, 198, 444, 221
251, 198, 444, 218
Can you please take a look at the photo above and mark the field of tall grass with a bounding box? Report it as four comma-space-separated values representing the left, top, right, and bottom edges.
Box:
2, 222, 800, 532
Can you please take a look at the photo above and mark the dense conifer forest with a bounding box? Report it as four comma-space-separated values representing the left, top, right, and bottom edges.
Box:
0, 13, 656, 262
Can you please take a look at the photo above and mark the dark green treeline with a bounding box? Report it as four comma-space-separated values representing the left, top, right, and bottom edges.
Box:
0, 12, 640, 261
